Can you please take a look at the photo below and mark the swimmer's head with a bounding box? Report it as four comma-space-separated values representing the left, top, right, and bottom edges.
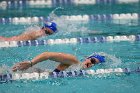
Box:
87, 54, 105, 63
42, 21, 57, 35
82, 53, 105, 68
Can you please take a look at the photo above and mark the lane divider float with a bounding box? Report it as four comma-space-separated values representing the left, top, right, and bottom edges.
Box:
0, 13, 139, 24
0, 0, 139, 8
0, 67, 140, 83
0, 35, 139, 48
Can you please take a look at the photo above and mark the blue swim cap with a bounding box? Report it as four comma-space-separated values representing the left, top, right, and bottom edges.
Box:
43, 21, 57, 33
87, 54, 105, 63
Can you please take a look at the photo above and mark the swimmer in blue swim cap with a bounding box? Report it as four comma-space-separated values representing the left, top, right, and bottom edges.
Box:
12, 52, 105, 72
0, 21, 58, 41
82, 54, 105, 68
42, 21, 57, 35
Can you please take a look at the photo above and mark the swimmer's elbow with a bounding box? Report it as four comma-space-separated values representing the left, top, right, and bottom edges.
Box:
73, 59, 80, 64
41, 52, 56, 60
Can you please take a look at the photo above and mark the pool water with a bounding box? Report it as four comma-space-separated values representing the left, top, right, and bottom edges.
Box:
0, 1, 140, 93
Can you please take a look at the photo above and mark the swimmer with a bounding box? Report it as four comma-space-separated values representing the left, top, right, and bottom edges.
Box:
12, 52, 105, 73
0, 21, 57, 41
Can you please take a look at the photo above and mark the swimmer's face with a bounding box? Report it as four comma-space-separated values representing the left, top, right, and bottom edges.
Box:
43, 27, 54, 35
82, 58, 99, 68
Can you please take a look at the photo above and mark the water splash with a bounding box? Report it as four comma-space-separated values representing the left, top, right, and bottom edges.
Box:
24, 25, 41, 34
0, 65, 11, 74
66, 63, 83, 71
47, 7, 89, 37
97, 52, 122, 68
49, 7, 64, 21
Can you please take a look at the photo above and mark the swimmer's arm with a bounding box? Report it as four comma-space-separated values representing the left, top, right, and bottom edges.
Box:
31, 52, 79, 66
12, 52, 79, 72
12, 52, 55, 71
30, 52, 53, 65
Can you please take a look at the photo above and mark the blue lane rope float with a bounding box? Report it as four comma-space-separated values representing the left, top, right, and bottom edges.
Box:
0, 35, 140, 48
0, 13, 139, 24
0, 73, 12, 83
0, 0, 139, 8
0, 67, 140, 83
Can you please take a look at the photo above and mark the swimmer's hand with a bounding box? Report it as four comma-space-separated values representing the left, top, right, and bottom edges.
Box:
12, 61, 31, 72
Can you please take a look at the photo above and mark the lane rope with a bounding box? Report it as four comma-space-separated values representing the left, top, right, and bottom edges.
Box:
0, 0, 139, 7
0, 13, 139, 24
0, 34, 139, 48
0, 67, 140, 83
